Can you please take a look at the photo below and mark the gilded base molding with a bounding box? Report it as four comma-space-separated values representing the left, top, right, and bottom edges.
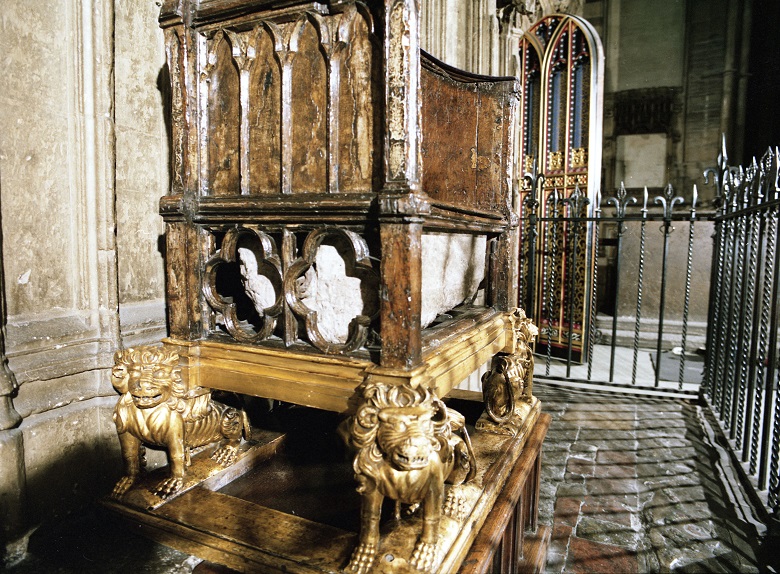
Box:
475, 395, 541, 436
160, 307, 510, 414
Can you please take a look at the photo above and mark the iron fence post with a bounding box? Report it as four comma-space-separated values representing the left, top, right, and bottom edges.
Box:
654, 184, 683, 387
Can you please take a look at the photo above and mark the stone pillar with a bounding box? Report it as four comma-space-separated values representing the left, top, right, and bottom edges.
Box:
0, 187, 26, 566
420, 0, 499, 74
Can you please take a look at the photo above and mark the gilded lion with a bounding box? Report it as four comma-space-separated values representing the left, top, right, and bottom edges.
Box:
482, 308, 538, 424
343, 380, 476, 573
110, 346, 251, 499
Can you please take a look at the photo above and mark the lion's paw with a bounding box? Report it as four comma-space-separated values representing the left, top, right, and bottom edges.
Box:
111, 475, 136, 499
153, 476, 183, 498
443, 489, 467, 522
409, 540, 438, 573
345, 542, 377, 574
212, 444, 238, 467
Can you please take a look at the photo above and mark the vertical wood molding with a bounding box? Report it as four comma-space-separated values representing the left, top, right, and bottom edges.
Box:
384, 0, 421, 190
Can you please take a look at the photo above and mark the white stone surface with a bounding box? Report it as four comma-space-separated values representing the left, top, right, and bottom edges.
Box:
421, 233, 487, 327
238, 247, 278, 314
298, 244, 368, 344
292, 234, 487, 341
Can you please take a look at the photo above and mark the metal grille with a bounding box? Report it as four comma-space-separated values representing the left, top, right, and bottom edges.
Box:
519, 141, 780, 516
520, 173, 708, 394
703, 144, 780, 516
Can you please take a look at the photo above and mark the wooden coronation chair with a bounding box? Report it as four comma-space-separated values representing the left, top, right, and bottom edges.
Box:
105, 1, 551, 572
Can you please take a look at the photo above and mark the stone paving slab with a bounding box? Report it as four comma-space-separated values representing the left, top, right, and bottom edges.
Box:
535, 384, 765, 574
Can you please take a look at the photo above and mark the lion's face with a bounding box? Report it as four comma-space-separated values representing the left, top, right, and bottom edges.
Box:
126, 362, 175, 409
112, 347, 183, 409
377, 406, 439, 471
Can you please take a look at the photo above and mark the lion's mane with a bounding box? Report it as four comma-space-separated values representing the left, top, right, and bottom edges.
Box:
112, 347, 213, 422
347, 381, 453, 494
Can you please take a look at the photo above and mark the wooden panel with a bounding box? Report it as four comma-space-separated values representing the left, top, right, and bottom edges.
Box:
421, 66, 478, 207
474, 92, 505, 211
420, 54, 517, 217
248, 27, 282, 194
518, 525, 552, 574
460, 413, 552, 574
108, 489, 354, 574
290, 19, 327, 193
157, 488, 356, 568
337, 8, 376, 193
208, 33, 241, 196
189, 339, 370, 406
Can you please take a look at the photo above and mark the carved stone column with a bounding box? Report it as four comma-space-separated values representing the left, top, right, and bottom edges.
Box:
0, 186, 26, 566
421, 0, 498, 75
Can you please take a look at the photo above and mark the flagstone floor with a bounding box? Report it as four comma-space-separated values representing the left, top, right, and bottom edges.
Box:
534, 383, 770, 574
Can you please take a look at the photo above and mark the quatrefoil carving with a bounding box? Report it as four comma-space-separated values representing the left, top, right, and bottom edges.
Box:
285, 227, 379, 354
204, 227, 283, 342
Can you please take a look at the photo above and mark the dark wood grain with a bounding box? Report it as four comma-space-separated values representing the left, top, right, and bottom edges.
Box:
461, 413, 551, 574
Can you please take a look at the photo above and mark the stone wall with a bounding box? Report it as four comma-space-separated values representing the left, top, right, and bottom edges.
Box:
114, 1, 169, 347
0, 1, 167, 564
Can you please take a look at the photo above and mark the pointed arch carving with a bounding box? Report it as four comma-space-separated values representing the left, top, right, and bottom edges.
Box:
288, 15, 329, 193
206, 31, 241, 196
334, 4, 378, 192
249, 24, 283, 194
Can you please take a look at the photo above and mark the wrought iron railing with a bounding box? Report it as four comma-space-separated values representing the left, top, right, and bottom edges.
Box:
519, 168, 712, 394
519, 142, 780, 518
703, 142, 780, 518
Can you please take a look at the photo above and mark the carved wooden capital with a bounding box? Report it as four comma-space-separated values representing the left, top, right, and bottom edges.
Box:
377, 190, 431, 217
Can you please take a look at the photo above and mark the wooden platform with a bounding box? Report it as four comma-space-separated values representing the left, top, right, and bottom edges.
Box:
103, 396, 550, 574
